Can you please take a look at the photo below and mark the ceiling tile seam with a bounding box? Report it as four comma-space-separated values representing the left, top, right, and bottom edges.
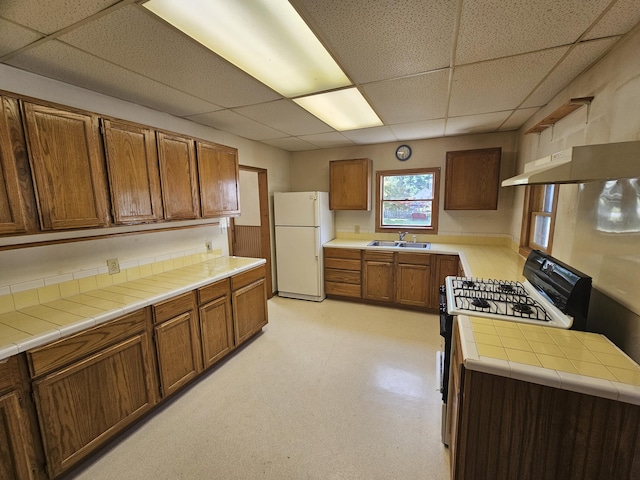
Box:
574, 0, 620, 43
0, 0, 137, 63
227, 102, 307, 137
357, 68, 452, 89
443, 0, 465, 134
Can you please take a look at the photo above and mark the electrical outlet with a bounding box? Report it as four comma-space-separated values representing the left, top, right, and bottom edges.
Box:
354, 225, 360, 234
107, 258, 120, 275
205, 241, 213, 252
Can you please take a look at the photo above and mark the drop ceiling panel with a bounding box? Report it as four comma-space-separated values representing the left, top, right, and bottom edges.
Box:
262, 137, 318, 152
7, 40, 222, 117
583, 0, 640, 40
233, 100, 332, 136
292, 0, 455, 83
362, 70, 450, 125
0, 0, 122, 35
389, 120, 446, 141
499, 108, 540, 131
341, 126, 397, 145
522, 37, 620, 108
186, 110, 286, 141
297, 132, 354, 149
445, 112, 512, 136
0, 19, 42, 57
455, 0, 611, 64
449, 47, 568, 117
59, 5, 281, 108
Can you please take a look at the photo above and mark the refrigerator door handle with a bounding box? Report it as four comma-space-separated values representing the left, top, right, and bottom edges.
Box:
314, 230, 319, 259
313, 196, 319, 226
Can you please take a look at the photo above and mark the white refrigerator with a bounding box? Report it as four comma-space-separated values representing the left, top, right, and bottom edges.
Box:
274, 191, 335, 301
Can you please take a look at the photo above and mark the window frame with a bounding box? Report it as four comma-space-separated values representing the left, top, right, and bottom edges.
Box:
519, 184, 559, 257
375, 167, 440, 235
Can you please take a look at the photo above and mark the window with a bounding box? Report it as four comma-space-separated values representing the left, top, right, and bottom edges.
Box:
520, 184, 558, 255
375, 168, 440, 234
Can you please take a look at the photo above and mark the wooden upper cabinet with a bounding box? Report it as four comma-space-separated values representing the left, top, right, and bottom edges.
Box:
0, 96, 31, 235
22, 102, 110, 230
329, 158, 372, 210
156, 131, 200, 220
101, 119, 163, 224
196, 141, 240, 217
444, 147, 501, 210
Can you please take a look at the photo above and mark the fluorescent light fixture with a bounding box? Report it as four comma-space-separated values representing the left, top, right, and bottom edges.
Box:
294, 88, 383, 131
143, 0, 351, 98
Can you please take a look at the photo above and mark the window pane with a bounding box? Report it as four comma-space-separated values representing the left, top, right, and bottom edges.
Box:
382, 200, 432, 227
532, 214, 551, 249
383, 174, 433, 200
542, 185, 555, 213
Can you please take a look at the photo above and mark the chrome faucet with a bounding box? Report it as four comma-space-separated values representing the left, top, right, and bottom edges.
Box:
398, 231, 408, 241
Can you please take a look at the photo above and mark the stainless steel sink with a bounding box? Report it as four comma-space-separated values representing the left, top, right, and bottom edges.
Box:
367, 240, 431, 249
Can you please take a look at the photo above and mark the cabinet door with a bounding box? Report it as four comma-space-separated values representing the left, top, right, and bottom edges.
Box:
33, 333, 157, 478
154, 311, 203, 397
156, 131, 200, 220
101, 119, 163, 224
329, 158, 372, 210
232, 278, 268, 346
199, 295, 234, 368
0, 390, 39, 480
196, 141, 240, 217
433, 254, 459, 308
0, 96, 30, 234
444, 147, 501, 210
363, 260, 394, 302
22, 102, 110, 230
396, 263, 431, 308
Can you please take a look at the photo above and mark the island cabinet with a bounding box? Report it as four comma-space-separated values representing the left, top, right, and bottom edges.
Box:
152, 291, 203, 398
196, 141, 240, 217
27, 308, 158, 479
324, 247, 362, 298
0, 95, 36, 235
231, 265, 269, 346
21, 101, 111, 230
0, 354, 46, 480
363, 250, 395, 303
329, 158, 372, 210
156, 131, 200, 220
101, 118, 164, 224
197, 279, 234, 368
448, 321, 640, 480
396, 252, 432, 308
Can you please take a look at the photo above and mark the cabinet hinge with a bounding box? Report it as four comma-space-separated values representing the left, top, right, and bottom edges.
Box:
98, 117, 105, 135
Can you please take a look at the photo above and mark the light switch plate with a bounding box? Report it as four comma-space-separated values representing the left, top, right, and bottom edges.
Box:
107, 258, 120, 275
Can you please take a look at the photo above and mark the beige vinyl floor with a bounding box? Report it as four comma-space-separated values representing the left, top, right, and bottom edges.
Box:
66, 296, 451, 480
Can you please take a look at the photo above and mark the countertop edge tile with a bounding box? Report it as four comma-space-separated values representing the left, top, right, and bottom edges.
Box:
509, 361, 562, 389
16, 329, 61, 353
612, 381, 640, 406
557, 370, 619, 401
466, 356, 511, 377
57, 318, 97, 337
0, 343, 19, 359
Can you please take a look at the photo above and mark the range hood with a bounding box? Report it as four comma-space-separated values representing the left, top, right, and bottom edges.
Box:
502, 140, 640, 186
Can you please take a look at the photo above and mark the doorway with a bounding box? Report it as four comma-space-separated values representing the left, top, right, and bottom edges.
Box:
229, 166, 273, 298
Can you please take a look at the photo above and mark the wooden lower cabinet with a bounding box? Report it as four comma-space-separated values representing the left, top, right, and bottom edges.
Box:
324, 247, 362, 298
29, 309, 158, 478
433, 254, 459, 308
448, 321, 640, 480
396, 252, 432, 308
198, 279, 234, 368
231, 265, 269, 346
153, 292, 202, 398
363, 250, 395, 303
0, 355, 46, 480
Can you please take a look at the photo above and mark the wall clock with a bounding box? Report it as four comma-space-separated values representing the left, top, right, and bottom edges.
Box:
395, 144, 412, 161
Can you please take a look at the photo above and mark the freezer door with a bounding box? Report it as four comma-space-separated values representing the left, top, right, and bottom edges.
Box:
275, 226, 322, 298
274, 192, 319, 227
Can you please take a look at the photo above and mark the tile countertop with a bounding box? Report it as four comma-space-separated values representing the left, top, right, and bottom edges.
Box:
324, 238, 640, 405
0, 256, 265, 361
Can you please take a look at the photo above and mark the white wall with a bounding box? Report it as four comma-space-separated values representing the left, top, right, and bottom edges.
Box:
0, 65, 291, 290
512, 27, 640, 360
290, 131, 519, 239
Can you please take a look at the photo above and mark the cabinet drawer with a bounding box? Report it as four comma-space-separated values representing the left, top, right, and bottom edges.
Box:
231, 265, 266, 291
27, 308, 150, 379
325, 269, 361, 284
325, 258, 361, 271
153, 291, 196, 324
197, 278, 230, 305
326, 282, 361, 298
324, 248, 361, 260
397, 252, 431, 265
363, 250, 394, 262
